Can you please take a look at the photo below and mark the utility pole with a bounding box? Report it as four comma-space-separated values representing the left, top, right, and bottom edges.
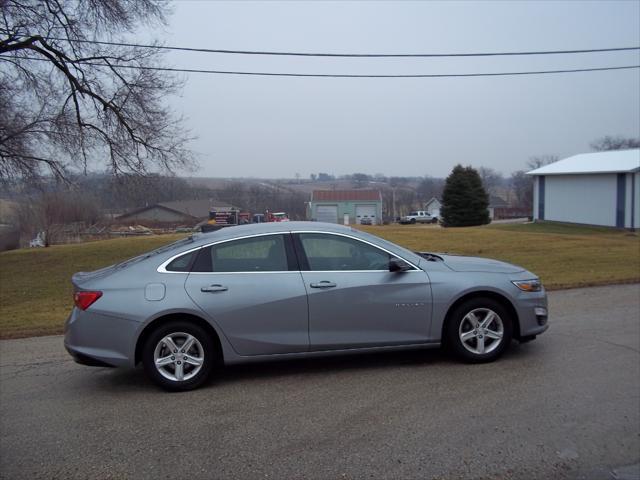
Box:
392, 187, 396, 221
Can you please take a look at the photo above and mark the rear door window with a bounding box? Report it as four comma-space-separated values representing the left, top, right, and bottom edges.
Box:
192, 234, 291, 272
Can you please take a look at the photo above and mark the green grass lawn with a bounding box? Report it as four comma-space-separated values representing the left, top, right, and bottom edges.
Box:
1, 223, 638, 339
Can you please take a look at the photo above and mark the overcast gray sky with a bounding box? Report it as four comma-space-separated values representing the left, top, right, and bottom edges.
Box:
156, 0, 640, 178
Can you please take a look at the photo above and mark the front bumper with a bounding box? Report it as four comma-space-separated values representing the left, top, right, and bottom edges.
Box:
64, 307, 139, 368
513, 289, 550, 339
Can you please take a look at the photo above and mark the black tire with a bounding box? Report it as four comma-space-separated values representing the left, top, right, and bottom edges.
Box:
410, 218, 416, 224
445, 298, 513, 363
142, 321, 216, 391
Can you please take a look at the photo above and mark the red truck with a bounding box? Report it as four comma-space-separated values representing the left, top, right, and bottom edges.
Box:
252, 211, 290, 223
266, 211, 290, 222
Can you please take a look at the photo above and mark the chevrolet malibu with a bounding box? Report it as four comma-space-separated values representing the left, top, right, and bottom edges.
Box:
65, 222, 548, 391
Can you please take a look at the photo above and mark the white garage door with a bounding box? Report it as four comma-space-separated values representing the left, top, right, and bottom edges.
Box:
316, 205, 338, 223
355, 204, 377, 224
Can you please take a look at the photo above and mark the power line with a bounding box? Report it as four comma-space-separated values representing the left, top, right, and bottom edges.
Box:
11, 56, 640, 78
51, 61, 640, 78
47, 38, 640, 58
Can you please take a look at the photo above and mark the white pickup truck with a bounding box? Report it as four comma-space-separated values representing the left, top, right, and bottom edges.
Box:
399, 210, 438, 224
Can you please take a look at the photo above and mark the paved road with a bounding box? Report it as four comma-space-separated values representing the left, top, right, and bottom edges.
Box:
1, 285, 639, 480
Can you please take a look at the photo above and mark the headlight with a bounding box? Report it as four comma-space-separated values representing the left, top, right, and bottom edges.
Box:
512, 279, 542, 292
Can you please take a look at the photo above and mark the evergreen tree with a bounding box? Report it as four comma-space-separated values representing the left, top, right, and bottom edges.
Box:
441, 165, 490, 227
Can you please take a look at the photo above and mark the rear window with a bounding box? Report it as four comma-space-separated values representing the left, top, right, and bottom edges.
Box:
117, 236, 196, 270
165, 250, 198, 272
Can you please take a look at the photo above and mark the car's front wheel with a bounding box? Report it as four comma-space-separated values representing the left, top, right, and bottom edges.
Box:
142, 321, 215, 391
446, 298, 513, 362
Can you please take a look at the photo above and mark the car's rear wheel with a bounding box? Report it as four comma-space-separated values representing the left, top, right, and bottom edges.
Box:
142, 321, 215, 391
410, 218, 416, 224
446, 298, 513, 363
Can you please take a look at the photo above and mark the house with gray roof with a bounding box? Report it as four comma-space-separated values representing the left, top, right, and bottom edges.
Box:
117, 199, 237, 226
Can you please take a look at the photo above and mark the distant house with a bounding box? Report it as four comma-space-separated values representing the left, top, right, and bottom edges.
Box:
527, 149, 640, 228
307, 190, 383, 225
488, 195, 509, 220
424, 197, 441, 218
425, 195, 509, 221
117, 199, 236, 225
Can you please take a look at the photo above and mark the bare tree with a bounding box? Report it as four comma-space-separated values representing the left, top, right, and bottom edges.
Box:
350, 173, 370, 188
526, 155, 558, 170
590, 135, 640, 151
510, 170, 532, 210
415, 175, 444, 202
477, 167, 504, 195
0, 0, 193, 181
16, 189, 102, 246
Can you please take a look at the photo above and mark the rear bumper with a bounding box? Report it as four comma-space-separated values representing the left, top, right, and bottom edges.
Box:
64, 308, 139, 368
64, 344, 116, 368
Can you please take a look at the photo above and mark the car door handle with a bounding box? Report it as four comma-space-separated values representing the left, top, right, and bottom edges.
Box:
310, 281, 337, 289
201, 284, 228, 293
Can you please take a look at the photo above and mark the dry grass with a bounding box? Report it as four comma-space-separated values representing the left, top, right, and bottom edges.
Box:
1, 223, 638, 339
0, 234, 184, 339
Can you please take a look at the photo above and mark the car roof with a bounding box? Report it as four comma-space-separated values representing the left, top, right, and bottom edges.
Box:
156, 221, 424, 270
191, 221, 355, 246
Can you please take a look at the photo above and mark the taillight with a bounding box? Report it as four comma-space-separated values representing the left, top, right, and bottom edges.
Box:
74, 291, 102, 310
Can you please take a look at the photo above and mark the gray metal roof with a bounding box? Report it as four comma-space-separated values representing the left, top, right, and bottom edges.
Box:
527, 149, 640, 176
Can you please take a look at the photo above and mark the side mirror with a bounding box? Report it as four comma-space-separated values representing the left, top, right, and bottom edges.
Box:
389, 258, 412, 272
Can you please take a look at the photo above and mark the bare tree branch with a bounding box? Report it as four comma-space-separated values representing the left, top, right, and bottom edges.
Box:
0, 0, 195, 182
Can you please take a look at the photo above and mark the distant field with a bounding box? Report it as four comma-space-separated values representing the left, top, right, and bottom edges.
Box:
1, 223, 638, 339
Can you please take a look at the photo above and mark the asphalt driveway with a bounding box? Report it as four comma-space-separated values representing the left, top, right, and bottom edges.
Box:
1, 284, 639, 480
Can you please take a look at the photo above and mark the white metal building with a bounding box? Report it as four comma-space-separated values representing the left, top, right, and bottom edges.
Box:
527, 149, 640, 229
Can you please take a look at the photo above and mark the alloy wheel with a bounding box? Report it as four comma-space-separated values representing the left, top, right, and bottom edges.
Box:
458, 308, 504, 355
153, 332, 205, 382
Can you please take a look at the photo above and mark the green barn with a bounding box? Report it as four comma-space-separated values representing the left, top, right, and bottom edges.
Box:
307, 190, 383, 225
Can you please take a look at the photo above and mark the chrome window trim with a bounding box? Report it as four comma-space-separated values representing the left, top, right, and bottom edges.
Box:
187, 270, 421, 275
157, 232, 289, 274
157, 230, 420, 274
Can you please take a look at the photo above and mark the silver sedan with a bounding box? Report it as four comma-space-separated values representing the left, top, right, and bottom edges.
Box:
64, 222, 549, 391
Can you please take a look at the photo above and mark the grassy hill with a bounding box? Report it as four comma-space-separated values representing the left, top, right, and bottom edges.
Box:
1, 223, 638, 339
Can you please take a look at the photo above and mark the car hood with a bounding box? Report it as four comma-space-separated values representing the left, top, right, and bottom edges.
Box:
421, 252, 525, 274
